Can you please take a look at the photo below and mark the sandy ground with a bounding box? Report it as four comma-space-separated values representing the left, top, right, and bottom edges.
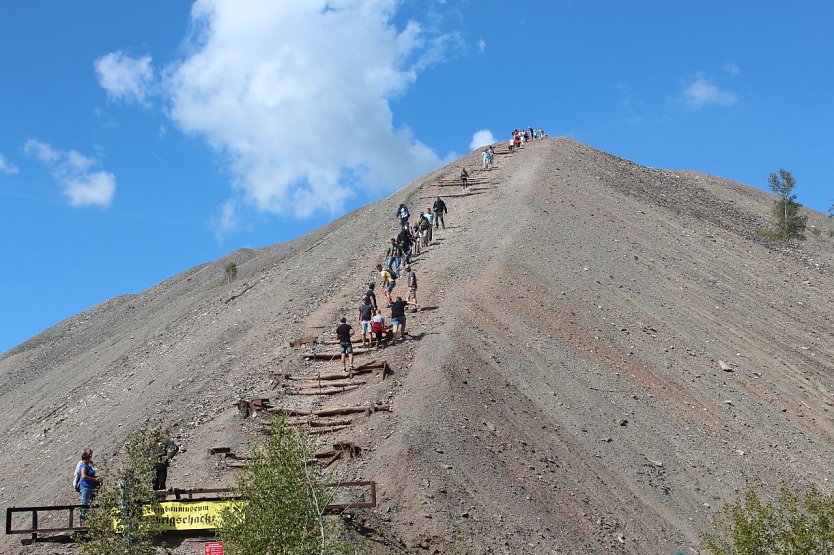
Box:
2, 138, 834, 554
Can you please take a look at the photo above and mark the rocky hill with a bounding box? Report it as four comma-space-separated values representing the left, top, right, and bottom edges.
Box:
3, 138, 834, 554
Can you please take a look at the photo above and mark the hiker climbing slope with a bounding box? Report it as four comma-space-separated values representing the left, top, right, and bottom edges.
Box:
376, 264, 397, 306
432, 197, 447, 230
335, 317, 355, 371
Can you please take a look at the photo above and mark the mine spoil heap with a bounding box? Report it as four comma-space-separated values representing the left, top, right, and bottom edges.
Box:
2, 138, 834, 554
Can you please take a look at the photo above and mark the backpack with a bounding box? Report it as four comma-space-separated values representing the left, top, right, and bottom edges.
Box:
73, 462, 83, 492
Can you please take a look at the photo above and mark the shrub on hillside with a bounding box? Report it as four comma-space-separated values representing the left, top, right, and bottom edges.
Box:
217, 416, 333, 554
701, 482, 834, 554
224, 262, 238, 284
765, 169, 807, 240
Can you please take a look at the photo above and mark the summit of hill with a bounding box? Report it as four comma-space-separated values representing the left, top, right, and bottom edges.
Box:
2, 137, 834, 554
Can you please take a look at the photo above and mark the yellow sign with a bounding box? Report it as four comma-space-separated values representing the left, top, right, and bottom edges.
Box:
141, 499, 242, 531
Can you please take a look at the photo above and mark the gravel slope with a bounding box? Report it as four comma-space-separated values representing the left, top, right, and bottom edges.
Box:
3, 138, 834, 554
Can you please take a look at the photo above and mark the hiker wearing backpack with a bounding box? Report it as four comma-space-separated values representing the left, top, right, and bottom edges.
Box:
73, 448, 92, 492
432, 197, 447, 230
397, 225, 413, 264
396, 203, 410, 228
482, 149, 490, 170
151, 437, 179, 491
376, 264, 397, 306
460, 167, 469, 189
77, 449, 101, 524
386, 237, 402, 275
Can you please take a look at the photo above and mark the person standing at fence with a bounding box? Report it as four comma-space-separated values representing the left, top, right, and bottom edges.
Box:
78, 449, 101, 524
151, 437, 179, 491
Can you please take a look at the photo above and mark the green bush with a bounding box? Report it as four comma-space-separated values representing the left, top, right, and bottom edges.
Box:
80, 422, 166, 555
701, 482, 834, 554
225, 262, 238, 284
766, 169, 807, 240
218, 417, 333, 555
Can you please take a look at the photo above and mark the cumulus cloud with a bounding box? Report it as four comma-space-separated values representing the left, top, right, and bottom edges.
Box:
682, 73, 737, 110
94, 51, 154, 104
145, 0, 454, 228
24, 139, 116, 207
469, 129, 496, 150
0, 153, 19, 174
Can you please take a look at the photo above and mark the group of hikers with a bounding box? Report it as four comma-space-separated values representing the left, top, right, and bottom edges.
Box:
510, 126, 546, 152
463, 127, 546, 185
68, 135, 548, 524
480, 145, 496, 171
336, 197, 449, 371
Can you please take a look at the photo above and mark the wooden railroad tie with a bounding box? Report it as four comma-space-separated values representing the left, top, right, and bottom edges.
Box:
302, 347, 373, 361
289, 335, 367, 347
283, 359, 389, 382
267, 404, 391, 418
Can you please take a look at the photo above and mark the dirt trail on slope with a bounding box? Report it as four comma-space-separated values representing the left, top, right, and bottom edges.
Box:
4, 138, 834, 554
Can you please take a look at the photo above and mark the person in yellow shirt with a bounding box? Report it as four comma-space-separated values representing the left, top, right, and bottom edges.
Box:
376, 263, 396, 306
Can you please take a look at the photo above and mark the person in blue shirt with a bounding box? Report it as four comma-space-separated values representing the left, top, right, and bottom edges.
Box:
78, 450, 101, 524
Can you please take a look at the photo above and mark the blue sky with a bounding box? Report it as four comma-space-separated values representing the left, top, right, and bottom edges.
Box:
1, 0, 833, 353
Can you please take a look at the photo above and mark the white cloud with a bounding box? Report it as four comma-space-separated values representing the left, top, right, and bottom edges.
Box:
23, 139, 59, 164
150, 0, 453, 229
94, 51, 154, 104
477, 38, 486, 53
682, 73, 736, 110
24, 139, 116, 207
469, 129, 496, 150
723, 62, 741, 77
0, 153, 19, 175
